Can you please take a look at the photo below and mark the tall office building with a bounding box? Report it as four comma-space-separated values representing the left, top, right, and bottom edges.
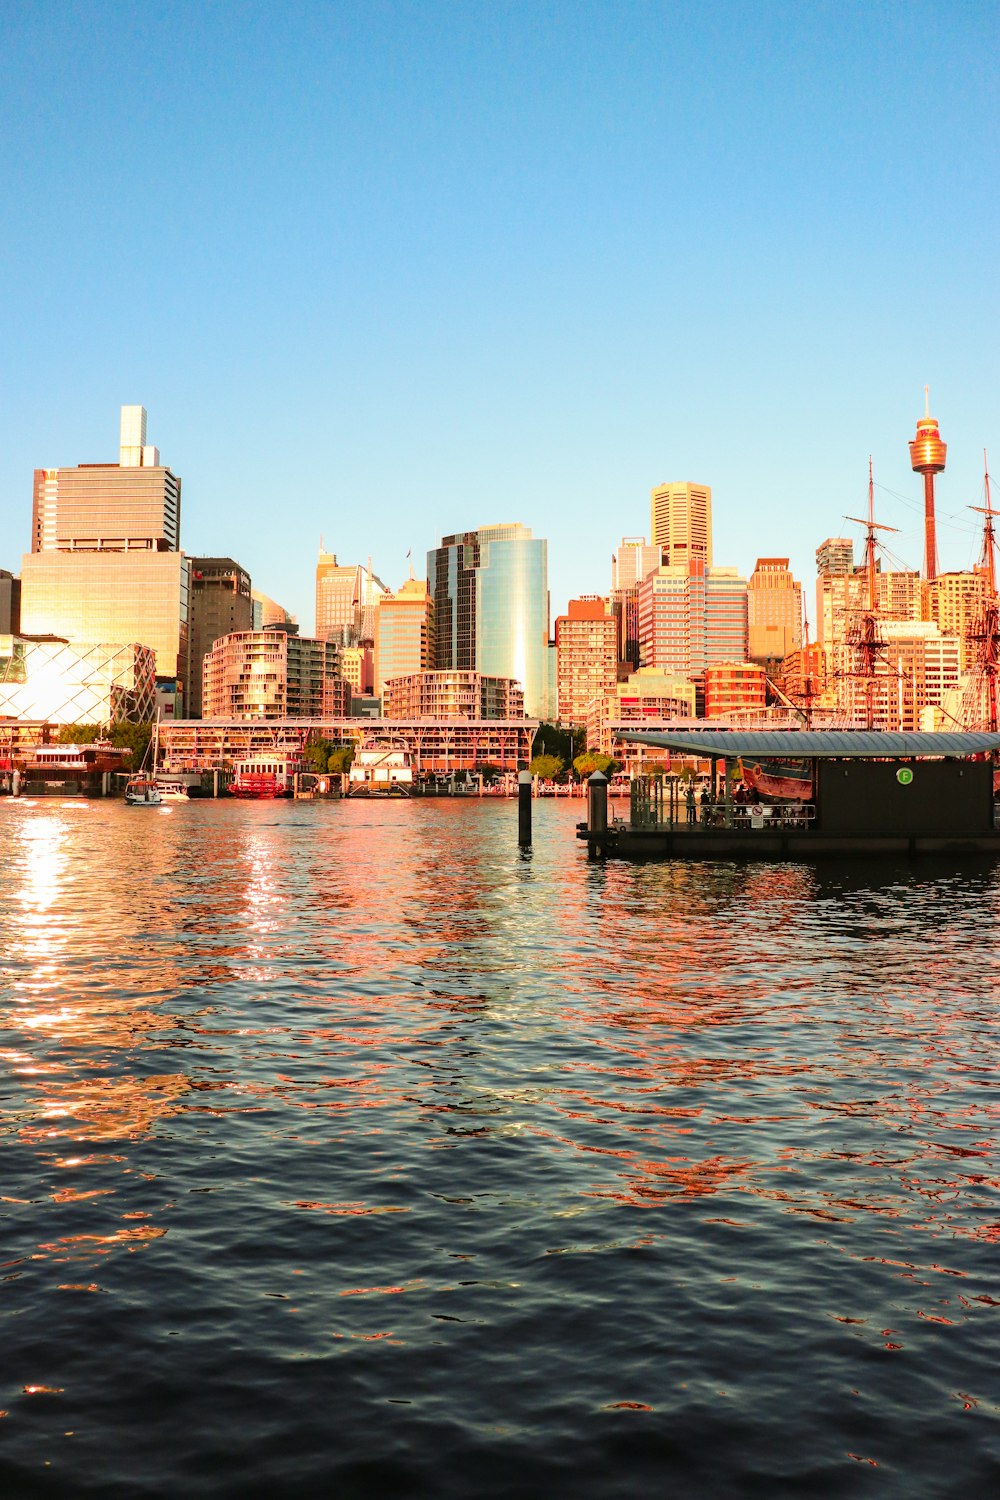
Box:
554, 597, 618, 728
427, 524, 549, 718
31, 405, 179, 553
650, 483, 712, 568
374, 578, 434, 695
20, 405, 190, 708
315, 550, 389, 643
637, 560, 748, 682
252, 590, 296, 630
611, 537, 661, 669
612, 537, 661, 591
747, 558, 802, 665
188, 558, 253, 718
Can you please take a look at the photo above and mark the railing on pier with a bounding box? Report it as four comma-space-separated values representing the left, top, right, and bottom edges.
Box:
626, 777, 816, 831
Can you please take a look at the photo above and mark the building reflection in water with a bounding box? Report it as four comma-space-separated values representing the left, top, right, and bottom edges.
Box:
3, 799, 998, 1271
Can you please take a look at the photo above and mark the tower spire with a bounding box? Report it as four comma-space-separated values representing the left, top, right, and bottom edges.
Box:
909, 387, 947, 581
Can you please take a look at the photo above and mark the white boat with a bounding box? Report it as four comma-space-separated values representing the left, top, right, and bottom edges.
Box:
157, 782, 191, 802
124, 776, 163, 806
125, 713, 163, 806
347, 738, 415, 796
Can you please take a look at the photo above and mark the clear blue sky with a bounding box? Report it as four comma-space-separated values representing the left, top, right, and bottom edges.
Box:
2, 0, 998, 631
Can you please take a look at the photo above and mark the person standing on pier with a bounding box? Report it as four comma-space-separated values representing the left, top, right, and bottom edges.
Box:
685, 782, 696, 823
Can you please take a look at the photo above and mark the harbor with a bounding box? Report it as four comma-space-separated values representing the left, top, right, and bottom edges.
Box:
3, 794, 999, 1498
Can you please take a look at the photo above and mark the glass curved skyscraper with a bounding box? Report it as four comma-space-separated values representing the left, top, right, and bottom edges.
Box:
427, 523, 549, 718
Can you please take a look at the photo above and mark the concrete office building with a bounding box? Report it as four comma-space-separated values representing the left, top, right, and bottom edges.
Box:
554, 597, 618, 728
650, 483, 712, 568
188, 558, 254, 718
637, 561, 748, 683
374, 578, 434, 696
747, 558, 802, 665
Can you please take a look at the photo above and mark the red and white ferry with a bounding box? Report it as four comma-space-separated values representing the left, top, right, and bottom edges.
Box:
229, 752, 304, 799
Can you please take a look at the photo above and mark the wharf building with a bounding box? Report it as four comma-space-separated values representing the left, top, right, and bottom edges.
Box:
188, 558, 253, 718
159, 715, 536, 778
554, 597, 618, 731
427, 524, 550, 720
202, 624, 349, 720
747, 558, 802, 668
382, 670, 523, 721
20, 405, 190, 712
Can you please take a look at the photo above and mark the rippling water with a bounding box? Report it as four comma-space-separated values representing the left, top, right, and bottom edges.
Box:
2, 797, 999, 1498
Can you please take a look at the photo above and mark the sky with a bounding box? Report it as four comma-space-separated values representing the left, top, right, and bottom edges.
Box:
2, 0, 998, 633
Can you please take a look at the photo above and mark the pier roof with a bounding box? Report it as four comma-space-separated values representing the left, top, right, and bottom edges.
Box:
617, 729, 1000, 759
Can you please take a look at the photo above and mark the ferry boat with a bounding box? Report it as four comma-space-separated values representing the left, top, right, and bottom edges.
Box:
124, 775, 163, 806
347, 738, 414, 797
229, 752, 302, 799
20, 741, 128, 797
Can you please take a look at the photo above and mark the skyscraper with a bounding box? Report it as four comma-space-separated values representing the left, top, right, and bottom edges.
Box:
637, 560, 748, 682
20, 406, 190, 707
374, 578, 435, 695
315, 550, 388, 642
650, 483, 712, 568
188, 558, 254, 718
427, 524, 549, 718
747, 558, 802, 665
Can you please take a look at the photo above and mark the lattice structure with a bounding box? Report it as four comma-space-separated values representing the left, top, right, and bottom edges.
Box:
0, 638, 156, 725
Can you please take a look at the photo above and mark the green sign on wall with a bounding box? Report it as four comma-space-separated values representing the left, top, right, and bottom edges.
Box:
896, 767, 914, 786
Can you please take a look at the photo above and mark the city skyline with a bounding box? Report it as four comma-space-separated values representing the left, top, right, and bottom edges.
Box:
1, 2, 997, 622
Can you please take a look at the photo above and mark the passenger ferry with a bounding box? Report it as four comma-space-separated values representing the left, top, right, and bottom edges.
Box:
19, 741, 128, 797
347, 739, 415, 797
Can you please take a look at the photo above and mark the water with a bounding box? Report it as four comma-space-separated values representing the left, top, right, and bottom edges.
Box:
1, 797, 998, 1499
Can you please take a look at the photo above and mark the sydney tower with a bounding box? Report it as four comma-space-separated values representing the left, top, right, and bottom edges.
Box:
909, 387, 947, 580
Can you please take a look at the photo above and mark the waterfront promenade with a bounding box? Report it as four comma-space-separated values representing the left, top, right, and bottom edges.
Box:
2, 797, 998, 1498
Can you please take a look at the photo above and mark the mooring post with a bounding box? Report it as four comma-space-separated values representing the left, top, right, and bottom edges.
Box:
518, 769, 532, 846
588, 769, 609, 836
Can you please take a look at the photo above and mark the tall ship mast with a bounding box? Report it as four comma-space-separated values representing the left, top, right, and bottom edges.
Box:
960, 452, 1000, 732
842, 459, 897, 730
